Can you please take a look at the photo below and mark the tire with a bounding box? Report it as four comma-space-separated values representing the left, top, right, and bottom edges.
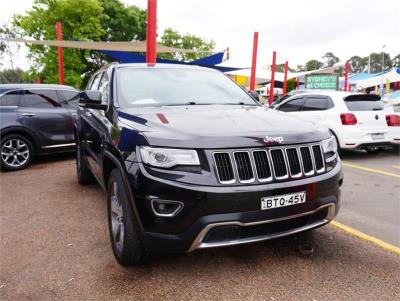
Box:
107, 168, 146, 265
76, 139, 96, 185
0, 134, 34, 171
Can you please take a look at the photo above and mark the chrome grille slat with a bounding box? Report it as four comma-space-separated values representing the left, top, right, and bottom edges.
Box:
252, 150, 272, 182
285, 148, 302, 178
270, 149, 289, 179
213, 143, 326, 184
233, 151, 255, 183
312, 145, 325, 173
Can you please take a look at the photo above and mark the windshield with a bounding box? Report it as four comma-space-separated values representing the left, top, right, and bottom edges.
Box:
344, 94, 384, 111
116, 67, 258, 107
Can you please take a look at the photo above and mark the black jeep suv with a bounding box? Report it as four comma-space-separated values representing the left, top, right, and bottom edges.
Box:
76, 63, 343, 265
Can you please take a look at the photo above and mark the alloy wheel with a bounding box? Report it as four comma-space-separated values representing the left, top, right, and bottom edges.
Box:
1, 138, 30, 168
110, 181, 124, 252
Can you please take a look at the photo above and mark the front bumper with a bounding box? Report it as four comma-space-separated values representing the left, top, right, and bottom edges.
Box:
127, 161, 343, 253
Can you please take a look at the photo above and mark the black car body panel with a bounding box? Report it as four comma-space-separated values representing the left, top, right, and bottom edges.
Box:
76, 63, 343, 254
118, 106, 330, 149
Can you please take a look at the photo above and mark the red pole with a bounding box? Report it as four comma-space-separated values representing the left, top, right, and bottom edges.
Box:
249, 32, 258, 92
344, 61, 349, 91
283, 61, 289, 96
268, 51, 277, 106
55, 22, 64, 85
146, 0, 157, 65
226, 47, 230, 60
296, 77, 299, 89
35, 76, 41, 84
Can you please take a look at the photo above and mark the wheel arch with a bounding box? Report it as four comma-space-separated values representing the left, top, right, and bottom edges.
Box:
102, 150, 145, 234
0, 127, 39, 155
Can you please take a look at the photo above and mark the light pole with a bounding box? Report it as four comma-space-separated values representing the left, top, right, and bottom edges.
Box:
381, 44, 386, 95
381, 44, 386, 73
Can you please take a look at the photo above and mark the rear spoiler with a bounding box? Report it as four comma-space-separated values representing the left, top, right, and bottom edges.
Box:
344, 94, 381, 102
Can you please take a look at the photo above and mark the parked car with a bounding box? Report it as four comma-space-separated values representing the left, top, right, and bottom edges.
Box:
75, 63, 342, 265
0, 84, 80, 171
383, 99, 400, 145
273, 91, 396, 153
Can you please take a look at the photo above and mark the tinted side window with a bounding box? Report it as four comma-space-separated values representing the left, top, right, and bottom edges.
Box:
89, 73, 103, 91
0, 90, 22, 106
62, 90, 80, 108
303, 96, 333, 111
20, 89, 60, 108
279, 97, 304, 112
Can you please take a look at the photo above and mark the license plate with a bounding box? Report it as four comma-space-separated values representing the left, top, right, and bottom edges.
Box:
261, 191, 306, 210
371, 133, 385, 140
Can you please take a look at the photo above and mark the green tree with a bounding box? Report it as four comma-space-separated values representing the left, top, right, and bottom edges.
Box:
305, 59, 323, 71
348, 55, 368, 73
0, 24, 21, 70
13, 0, 106, 88
276, 63, 295, 73
87, 0, 147, 80
286, 78, 296, 93
392, 54, 400, 67
322, 52, 339, 67
159, 28, 215, 61
0, 68, 33, 83
368, 52, 391, 73
99, 0, 146, 41
296, 64, 305, 72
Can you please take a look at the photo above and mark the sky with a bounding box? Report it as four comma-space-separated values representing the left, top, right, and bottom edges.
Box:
1, 0, 399, 70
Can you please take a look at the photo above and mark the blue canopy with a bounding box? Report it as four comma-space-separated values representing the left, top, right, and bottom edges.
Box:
100, 50, 241, 72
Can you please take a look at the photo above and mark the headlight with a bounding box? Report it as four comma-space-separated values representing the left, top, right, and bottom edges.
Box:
321, 135, 337, 154
139, 146, 200, 168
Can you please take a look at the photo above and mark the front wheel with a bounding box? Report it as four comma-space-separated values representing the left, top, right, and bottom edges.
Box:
0, 134, 33, 171
107, 168, 146, 265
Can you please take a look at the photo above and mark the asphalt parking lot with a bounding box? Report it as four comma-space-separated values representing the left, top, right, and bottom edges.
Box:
1, 150, 399, 300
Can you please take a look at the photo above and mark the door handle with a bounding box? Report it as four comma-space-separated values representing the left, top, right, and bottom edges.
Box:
22, 112, 36, 117
85, 111, 92, 117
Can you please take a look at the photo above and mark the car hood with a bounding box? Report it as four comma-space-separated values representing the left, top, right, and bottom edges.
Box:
117, 105, 330, 149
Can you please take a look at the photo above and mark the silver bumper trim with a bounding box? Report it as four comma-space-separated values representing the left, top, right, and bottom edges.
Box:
188, 203, 336, 252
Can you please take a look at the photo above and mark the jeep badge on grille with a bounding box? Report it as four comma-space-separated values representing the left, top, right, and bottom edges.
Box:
264, 136, 284, 144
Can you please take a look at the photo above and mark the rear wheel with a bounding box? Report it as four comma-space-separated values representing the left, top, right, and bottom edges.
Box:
0, 134, 33, 171
76, 138, 95, 185
107, 168, 146, 265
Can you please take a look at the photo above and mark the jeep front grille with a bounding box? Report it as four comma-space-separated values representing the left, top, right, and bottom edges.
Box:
213, 144, 325, 184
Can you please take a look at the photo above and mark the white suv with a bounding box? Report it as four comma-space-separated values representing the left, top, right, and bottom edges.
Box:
274, 91, 399, 152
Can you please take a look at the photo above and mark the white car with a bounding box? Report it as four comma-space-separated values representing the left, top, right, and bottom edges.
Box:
383, 99, 400, 145
274, 91, 399, 152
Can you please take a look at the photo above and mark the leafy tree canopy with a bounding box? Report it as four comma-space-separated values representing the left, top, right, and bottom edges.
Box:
0, 68, 33, 83
305, 59, 323, 71
13, 0, 106, 88
159, 28, 215, 61
322, 52, 339, 67
11, 1, 215, 88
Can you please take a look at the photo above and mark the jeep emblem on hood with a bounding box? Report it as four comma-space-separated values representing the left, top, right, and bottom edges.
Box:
264, 136, 284, 144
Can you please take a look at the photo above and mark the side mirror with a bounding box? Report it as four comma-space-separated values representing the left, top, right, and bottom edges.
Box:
248, 90, 260, 102
79, 90, 107, 110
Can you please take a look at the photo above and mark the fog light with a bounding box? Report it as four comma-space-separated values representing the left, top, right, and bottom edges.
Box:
150, 199, 184, 217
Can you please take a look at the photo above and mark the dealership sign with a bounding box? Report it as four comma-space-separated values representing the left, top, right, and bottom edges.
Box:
305, 74, 338, 90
